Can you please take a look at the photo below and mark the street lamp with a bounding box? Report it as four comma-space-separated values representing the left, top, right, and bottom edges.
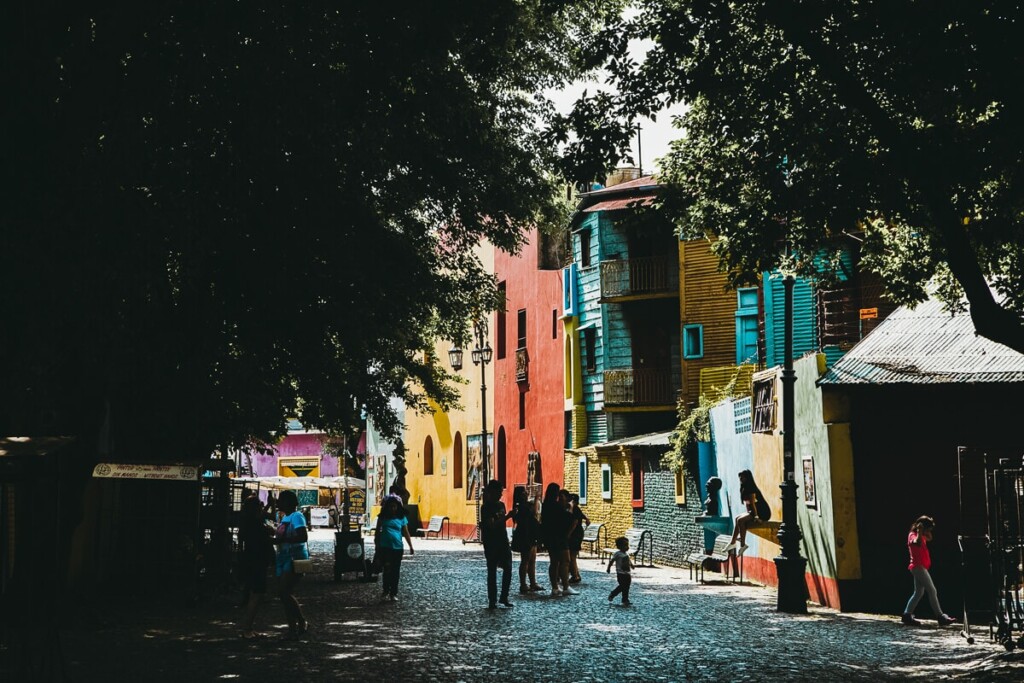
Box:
449, 317, 493, 543
774, 272, 808, 613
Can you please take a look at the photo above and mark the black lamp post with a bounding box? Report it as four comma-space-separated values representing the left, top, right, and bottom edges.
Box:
448, 317, 493, 543
774, 272, 808, 613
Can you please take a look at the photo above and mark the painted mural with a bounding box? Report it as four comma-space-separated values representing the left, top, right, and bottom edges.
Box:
465, 433, 494, 501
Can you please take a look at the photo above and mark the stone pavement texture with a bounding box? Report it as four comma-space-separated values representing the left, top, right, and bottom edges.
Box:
47, 533, 1024, 682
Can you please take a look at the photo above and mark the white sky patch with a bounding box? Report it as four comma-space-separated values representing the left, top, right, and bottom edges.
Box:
546, 6, 689, 174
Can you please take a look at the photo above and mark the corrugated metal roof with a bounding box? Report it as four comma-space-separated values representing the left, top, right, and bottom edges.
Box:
594, 430, 673, 448
818, 296, 1024, 385
582, 175, 658, 196
581, 196, 655, 213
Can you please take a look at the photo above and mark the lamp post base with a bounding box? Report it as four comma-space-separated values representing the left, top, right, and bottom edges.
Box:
773, 554, 808, 613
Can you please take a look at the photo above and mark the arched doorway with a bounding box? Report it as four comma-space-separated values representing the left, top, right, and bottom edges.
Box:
497, 427, 507, 487
453, 432, 463, 489
424, 435, 434, 475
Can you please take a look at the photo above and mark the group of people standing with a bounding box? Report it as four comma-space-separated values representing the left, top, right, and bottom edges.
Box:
237, 489, 309, 640
481, 479, 614, 608
238, 474, 958, 634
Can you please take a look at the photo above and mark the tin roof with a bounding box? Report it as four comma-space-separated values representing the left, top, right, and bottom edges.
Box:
591, 430, 673, 450
581, 196, 656, 213
582, 175, 658, 196
818, 296, 1024, 386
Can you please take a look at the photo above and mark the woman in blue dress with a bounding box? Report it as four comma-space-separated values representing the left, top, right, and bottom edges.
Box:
273, 490, 309, 638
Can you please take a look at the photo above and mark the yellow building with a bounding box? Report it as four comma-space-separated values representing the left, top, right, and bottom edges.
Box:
402, 244, 494, 537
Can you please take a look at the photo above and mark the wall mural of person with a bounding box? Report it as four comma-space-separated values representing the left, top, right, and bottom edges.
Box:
467, 434, 483, 502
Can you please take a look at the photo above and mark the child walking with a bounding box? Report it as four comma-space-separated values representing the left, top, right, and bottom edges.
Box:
606, 536, 634, 606
901, 515, 956, 626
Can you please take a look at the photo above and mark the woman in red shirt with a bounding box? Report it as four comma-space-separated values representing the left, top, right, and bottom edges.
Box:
902, 515, 956, 626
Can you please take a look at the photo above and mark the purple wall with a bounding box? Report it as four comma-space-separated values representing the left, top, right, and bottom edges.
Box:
247, 433, 340, 477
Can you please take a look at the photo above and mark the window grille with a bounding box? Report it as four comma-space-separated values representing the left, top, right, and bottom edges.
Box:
751, 378, 775, 433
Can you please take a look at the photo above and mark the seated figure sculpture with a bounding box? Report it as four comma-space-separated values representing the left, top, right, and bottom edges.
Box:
703, 476, 722, 517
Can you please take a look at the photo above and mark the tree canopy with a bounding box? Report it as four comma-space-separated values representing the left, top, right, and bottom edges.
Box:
1, 2, 621, 459
555, 1, 1024, 353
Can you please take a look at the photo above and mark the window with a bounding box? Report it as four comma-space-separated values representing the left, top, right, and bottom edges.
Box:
601, 464, 612, 500
564, 410, 572, 449
453, 433, 463, 488
631, 453, 643, 508
562, 264, 578, 317
517, 309, 527, 349
752, 377, 776, 433
578, 456, 588, 504
735, 287, 759, 364
518, 391, 526, 430
580, 229, 592, 268
497, 282, 507, 359
584, 328, 597, 372
497, 427, 507, 487
674, 469, 686, 504
552, 309, 558, 339
683, 324, 704, 359
424, 436, 434, 475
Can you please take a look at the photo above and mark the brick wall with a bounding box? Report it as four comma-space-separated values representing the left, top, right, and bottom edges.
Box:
564, 448, 635, 552
632, 454, 704, 567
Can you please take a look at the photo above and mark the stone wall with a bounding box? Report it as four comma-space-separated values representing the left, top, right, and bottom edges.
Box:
632, 454, 704, 567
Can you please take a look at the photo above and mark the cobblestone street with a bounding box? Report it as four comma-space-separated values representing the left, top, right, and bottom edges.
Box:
56, 533, 1024, 682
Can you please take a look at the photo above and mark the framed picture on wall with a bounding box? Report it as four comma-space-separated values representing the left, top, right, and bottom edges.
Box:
802, 457, 817, 509
465, 434, 494, 502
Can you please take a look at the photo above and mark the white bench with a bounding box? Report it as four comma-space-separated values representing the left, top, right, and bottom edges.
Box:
580, 522, 606, 556
684, 534, 737, 583
602, 528, 653, 567
418, 515, 450, 539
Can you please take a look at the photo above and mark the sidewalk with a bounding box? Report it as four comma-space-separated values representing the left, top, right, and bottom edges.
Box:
39, 535, 1024, 681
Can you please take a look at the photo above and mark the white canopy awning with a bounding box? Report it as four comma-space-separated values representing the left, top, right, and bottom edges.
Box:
234, 475, 365, 491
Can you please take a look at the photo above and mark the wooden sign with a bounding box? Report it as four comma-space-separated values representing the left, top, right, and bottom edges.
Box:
859, 307, 878, 320
93, 463, 198, 481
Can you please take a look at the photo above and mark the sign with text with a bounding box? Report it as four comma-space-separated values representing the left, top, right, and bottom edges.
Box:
92, 463, 199, 481
859, 307, 878, 320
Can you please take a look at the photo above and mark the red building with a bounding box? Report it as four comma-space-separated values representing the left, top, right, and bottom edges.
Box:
492, 228, 566, 508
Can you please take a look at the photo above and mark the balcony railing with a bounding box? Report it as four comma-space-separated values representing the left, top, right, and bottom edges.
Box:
600, 255, 678, 300
604, 368, 676, 407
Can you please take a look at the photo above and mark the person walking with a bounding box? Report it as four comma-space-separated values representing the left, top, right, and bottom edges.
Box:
481, 479, 514, 609
375, 496, 415, 602
901, 515, 956, 626
239, 493, 275, 639
541, 483, 577, 596
511, 485, 544, 593
606, 536, 634, 606
568, 493, 589, 583
273, 490, 308, 639
725, 469, 769, 555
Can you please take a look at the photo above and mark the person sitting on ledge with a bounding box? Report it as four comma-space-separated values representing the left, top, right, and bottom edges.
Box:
725, 469, 769, 555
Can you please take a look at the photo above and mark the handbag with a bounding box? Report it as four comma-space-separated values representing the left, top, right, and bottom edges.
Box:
292, 558, 313, 574
754, 494, 771, 522
510, 527, 523, 553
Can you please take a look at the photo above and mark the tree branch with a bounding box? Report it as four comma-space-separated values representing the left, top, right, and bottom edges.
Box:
767, 1, 1024, 353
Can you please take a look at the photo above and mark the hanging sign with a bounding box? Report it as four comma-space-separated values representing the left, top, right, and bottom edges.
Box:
92, 463, 199, 481
279, 457, 320, 477
348, 489, 366, 515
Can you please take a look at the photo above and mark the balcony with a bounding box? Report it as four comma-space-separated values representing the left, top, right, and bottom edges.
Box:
604, 368, 676, 407
599, 255, 678, 302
